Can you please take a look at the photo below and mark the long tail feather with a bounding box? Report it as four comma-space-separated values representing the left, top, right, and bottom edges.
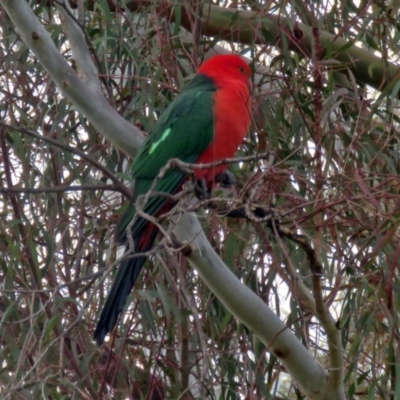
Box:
94, 226, 158, 345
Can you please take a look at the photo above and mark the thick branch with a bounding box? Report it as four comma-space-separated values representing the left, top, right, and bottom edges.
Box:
126, 0, 400, 96
55, 0, 104, 95
194, 5, 400, 92
0, 0, 144, 158
214, 204, 346, 395
174, 213, 328, 399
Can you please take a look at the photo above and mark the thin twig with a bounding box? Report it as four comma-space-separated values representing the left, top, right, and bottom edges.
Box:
0, 120, 131, 198
0, 184, 127, 194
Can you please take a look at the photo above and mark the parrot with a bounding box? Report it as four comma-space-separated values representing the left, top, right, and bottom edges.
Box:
94, 54, 252, 345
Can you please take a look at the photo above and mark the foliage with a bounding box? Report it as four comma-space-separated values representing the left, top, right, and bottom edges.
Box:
0, 0, 400, 398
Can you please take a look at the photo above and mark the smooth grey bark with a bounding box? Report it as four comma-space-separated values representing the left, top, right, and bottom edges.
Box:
1, 0, 144, 156
174, 213, 331, 399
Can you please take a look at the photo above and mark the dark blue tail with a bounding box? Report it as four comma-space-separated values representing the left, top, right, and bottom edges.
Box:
94, 227, 158, 345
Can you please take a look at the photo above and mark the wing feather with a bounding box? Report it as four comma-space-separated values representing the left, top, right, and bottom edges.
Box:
117, 74, 216, 242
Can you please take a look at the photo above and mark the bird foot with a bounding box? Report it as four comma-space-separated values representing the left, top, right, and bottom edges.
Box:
215, 170, 236, 189
195, 177, 211, 200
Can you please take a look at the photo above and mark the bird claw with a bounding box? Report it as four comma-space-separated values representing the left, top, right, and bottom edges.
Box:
215, 170, 236, 188
195, 177, 211, 200
195, 170, 236, 199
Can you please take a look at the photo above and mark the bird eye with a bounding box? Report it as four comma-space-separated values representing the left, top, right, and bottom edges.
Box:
238, 66, 245, 73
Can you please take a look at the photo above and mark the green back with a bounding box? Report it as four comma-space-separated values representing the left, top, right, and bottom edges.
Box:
117, 74, 216, 242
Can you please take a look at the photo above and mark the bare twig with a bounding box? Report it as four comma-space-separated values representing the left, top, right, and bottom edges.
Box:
0, 120, 131, 198
0, 184, 127, 194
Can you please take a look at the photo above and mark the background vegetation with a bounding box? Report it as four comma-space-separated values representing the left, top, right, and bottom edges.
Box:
1, 0, 400, 398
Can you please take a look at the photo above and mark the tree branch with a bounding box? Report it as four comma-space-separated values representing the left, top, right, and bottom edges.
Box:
0, 184, 124, 194
127, 0, 400, 96
0, 120, 131, 198
0, 0, 144, 157
54, 0, 113, 101
173, 212, 329, 399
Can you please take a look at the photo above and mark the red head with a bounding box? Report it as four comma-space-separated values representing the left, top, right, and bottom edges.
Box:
197, 54, 252, 89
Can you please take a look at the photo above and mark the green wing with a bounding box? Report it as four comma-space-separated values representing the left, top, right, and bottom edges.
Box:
117, 74, 216, 242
